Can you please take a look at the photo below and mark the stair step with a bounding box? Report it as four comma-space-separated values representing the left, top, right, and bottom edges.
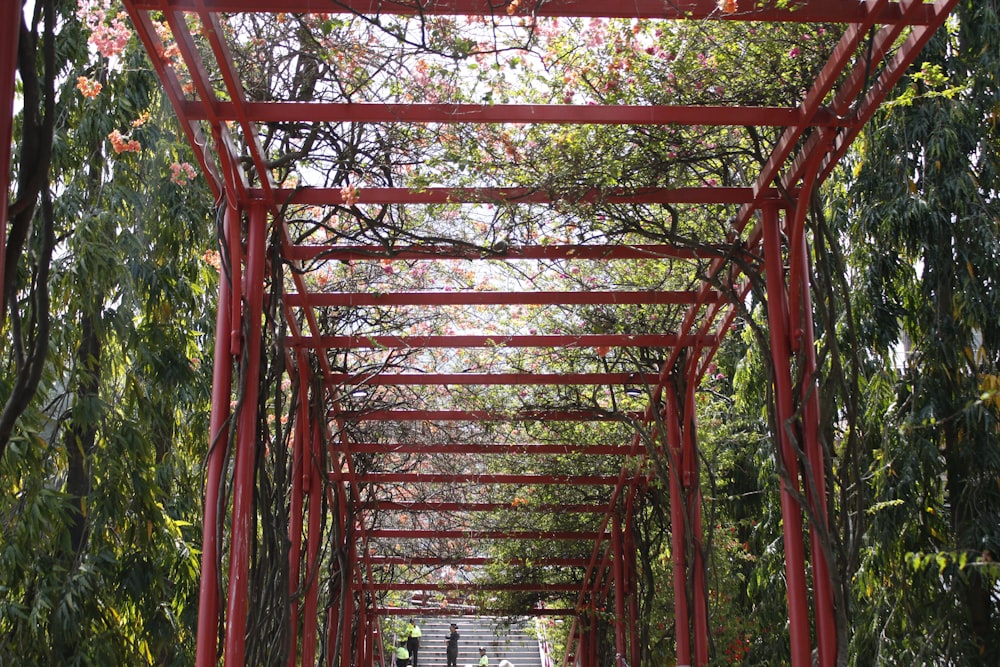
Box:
391, 616, 542, 667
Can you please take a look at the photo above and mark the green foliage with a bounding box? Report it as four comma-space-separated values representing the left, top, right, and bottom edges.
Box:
841, 1, 1000, 662
1, 2, 216, 663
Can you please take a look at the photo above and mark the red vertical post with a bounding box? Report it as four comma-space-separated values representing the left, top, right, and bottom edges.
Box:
223, 201, 267, 667
286, 353, 311, 667
0, 1, 20, 320
683, 365, 709, 666
195, 204, 237, 667
761, 202, 812, 667
340, 539, 357, 667
302, 415, 324, 667
587, 611, 598, 667
625, 522, 641, 667
663, 383, 691, 665
374, 616, 386, 667
227, 195, 243, 356
790, 194, 837, 667
612, 515, 626, 661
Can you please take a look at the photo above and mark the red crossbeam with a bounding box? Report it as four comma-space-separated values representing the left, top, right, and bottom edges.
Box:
376, 607, 576, 617
269, 185, 764, 206
369, 529, 606, 540
348, 442, 633, 455
131, 0, 933, 24
366, 583, 582, 592
340, 409, 642, 421
295, 333, 709, 349
286, 244, 715, 261
328, 373, 659, 386
290, 291, 709, 307
288, 290, 712, 307
358, 501, 608, 512
185, 101, 838, 127
357, 473, 619, 485
369, 556, 589, 567
370, 557, 588, 568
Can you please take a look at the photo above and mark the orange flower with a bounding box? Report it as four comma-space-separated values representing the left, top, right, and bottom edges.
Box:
340, 183, 360, 206
108, 129, 141, 154
718, 0, 738, 13
76, 76, 102, 98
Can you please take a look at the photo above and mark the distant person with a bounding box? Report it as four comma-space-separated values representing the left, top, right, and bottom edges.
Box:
498, 661, 514, 667
395, 642, 410, 667
478, 646, 489, 667
446, 623, 460, 667
404, 621, 422, 667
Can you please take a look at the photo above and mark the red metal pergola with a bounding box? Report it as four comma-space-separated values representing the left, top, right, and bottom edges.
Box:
2, 1, 961, 666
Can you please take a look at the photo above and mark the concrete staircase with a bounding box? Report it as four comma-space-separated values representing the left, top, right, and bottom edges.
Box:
404, 616, 541, 667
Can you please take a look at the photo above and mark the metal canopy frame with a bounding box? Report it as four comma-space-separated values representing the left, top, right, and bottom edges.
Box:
4, 1, 952, 665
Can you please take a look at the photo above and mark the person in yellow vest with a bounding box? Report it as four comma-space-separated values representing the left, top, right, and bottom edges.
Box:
404, 620, 422, 667
395, 642, 410, 667
478, 646, 489, 667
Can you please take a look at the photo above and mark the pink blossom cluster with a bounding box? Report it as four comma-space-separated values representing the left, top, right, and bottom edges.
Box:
170, 161, 197, 185
77, 0, 133, 59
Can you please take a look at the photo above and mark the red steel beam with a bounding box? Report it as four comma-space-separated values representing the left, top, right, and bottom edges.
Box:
369, 556, 589, 567
366, 583, 583, 592
194, 207, 236, 667
376, 607, 576, 617
329, 373, 659, 386
356, 472, 619, 485
341, 409, 642, 421
131, 0, 934, 24
185, 101, 838, 127
295, 333, 712, 349
288, 290, 713, 307
762, 202, 812, 667
369, 529, 607, 540
223, 203, 267, 667
358, 501, 608, 512
348, 442, 634, 455
286, 244, 715, 261
268, 185, 769, 206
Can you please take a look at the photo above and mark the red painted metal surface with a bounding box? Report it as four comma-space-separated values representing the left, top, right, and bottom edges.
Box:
270, 185, 769, 206
762, 202, 811, 667
296, 333, 713, 349
187, 101, 836, 126
327, 373, 659, 386
130, 0, 935, 23
108, 0, 964, 665
286, 244, 715, 261
349, 442, 633, 455
288, 290, 719, 307
223, 203, 267, 667
194, 206, 236, 667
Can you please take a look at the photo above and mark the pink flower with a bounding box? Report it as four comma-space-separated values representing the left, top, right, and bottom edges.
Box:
170, 161, 197, 185
77, 3, 132, 59
788, 47, 801, 59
